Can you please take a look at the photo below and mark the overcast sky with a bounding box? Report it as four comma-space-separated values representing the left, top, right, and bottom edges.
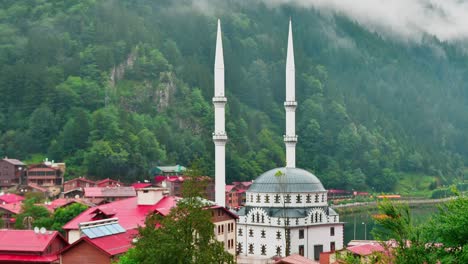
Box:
262, 0, 468, 43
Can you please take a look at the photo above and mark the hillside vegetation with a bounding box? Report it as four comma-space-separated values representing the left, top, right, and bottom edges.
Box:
0, 0, 467, 191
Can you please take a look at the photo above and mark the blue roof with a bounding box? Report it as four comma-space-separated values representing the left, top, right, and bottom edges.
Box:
248, 167, 326, 193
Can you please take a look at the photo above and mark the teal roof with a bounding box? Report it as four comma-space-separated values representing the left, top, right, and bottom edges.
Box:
248, 167, 325, 193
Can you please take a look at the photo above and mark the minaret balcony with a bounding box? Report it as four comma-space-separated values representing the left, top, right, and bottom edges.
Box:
213, 132, 228, 142
284, 101, 297, 110
283, 135, 298, 142
212, 96, 227, 103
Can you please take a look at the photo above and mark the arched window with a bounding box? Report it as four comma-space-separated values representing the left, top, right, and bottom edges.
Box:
306, 194, 311, 203
261, 214, 265, 223
261, 230, 266, 238
238, 228, 243, 236
256, 212, 260, 223
249, 229, 253, 237
256, 194, 261, 203
251, 214, 255, 223
237, 242, 243, 254
276, 231, 282, 239
315, 194, 319, 203
274, 194, 280, 203
296, 194, 302, 203
265, 195, 270, 203
249, 244, 254, 254
276, 246, 282, 256
261, 245, 267, 255
285, 194, 291, 203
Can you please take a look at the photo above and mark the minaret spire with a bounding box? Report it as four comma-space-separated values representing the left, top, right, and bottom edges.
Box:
284, 19, 297, 168
213, 19, 227, 207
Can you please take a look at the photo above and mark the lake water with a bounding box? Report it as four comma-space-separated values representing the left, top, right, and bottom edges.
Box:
339, 204, 439, 245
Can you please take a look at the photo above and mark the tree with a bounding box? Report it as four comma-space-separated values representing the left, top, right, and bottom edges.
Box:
48, 203, 88, 235
15, 198, 51, 229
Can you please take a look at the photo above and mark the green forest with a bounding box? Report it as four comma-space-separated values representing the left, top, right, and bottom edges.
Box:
1, 0, 467, 192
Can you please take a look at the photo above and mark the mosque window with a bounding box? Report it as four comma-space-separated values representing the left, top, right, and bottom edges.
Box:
315, 194, 319, 203
276, 246, 282, 256
277, 218, 281, 225
237, 242, 243, 254
296, 218, 299, 225
306, 194, 311, 203
274, 194, 280, 203
256, 212, 260, 223
261, 230, 266, 238
238, 228, 243, 236
256, 194, 261, 203
285, 194, 291, 203
249, 244, 254, 254
252, 214, 255, 223
261, 245, 267, 255
322, 194, 325, 202
296, 194, 302, 203
249, 229, 254, 237
261, 214, 265, 223
250, 195, 254, 203
276, 231, 281, 239
265, 195, 270, 203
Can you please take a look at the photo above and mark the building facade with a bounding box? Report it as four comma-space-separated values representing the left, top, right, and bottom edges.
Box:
0, 158, 26, 188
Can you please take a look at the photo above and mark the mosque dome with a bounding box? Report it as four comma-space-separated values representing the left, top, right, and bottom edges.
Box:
248, 167, 326, 193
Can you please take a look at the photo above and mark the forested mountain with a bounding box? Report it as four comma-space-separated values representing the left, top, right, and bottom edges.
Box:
1, 0, 467, 191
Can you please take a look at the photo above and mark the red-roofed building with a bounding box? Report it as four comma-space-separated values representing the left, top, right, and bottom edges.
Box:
231, 181, 252, 207
158, 176, 215, 201
60, 227, 137, 264
27, 163, 63, 188
0, 193, 24, 204
83, 186, 136, 204
0, 158, 26, 188
0, 202, 21, 229
96, 178, 124, 188
63, 177, 96, 193
225, 185, 240, 209
63, 188, 179, 243
210, 205, 238, 255
0, 230, 68, 263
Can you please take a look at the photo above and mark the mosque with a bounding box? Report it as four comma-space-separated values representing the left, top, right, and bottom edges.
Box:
212, 19, 344, 262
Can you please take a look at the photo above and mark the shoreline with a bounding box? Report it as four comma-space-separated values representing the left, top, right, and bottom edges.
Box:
332, 197, 454, 215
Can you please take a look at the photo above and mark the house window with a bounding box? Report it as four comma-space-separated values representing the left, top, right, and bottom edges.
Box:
261, 244, 267, 255
306, 194, 311, 203
299, 245, 304, 256
221, 225, 224, 234
330, 227, 335, 236
265, 195, 270, 203
296, 194, 302, 203
276, 231, 281, 239
274, 194, 280, 203
249, 244, 254, 254
261, 230, 266, 238
249, 229, 253, 237
217, 225, 221, 234
256, 194, 261, 203
238, 228, 243, 236
299, 229, 304, 239
276, 246, 282, 256
285, 194, 291, 203
330, 242, 336, 251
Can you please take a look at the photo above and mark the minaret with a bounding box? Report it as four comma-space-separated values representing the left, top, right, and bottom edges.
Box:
213, 19, 227, 207
284, 19, 297, 168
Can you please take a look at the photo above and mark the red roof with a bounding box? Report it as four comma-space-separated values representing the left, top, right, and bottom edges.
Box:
347, 243, 385, 256
64, 177, 96, 185
132, 183, 152, 189
0, 254, 59, 262
225, 185, 235, 192
63, 196, 179, 231
2, 158, 24, 166
0, 230, 66, 253
0, 193, 25, 204
27, 183, 48, 192
62, 229, 137, 257
0, 202, 22, 214
96, 178, 123, 186
84, 187, 136, 198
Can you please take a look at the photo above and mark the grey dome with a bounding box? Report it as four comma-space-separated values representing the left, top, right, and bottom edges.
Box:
248, 167, 326, 193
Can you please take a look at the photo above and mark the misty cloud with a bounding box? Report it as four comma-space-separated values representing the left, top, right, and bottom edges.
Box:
263, 0, 468, 43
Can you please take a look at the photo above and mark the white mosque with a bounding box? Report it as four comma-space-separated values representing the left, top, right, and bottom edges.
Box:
212, 19, 344, 262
